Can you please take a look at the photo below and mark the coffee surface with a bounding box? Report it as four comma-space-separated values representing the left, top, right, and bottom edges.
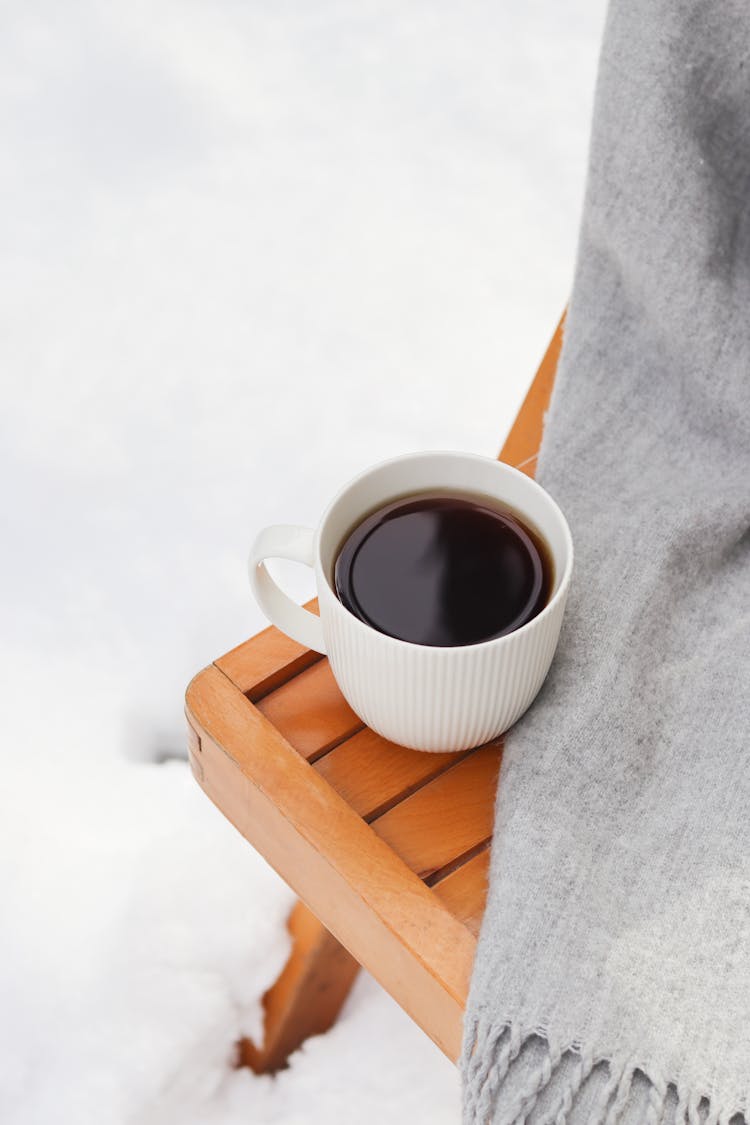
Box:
334, 491, 552, 647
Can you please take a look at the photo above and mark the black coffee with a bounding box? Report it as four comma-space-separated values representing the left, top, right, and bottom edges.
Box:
334, 491, 552, 647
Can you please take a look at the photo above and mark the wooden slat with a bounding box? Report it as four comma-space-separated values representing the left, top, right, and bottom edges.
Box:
315, 727, 467, 821
370, 744, 502, 880
186, 666, 475, 1061
432, 847, 491, 938
215, 600, 321, 699
499, 313, 564, 477
255, 659, 362, 760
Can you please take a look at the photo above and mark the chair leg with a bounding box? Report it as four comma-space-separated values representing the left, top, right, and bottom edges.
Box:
239, 899, 361, 1074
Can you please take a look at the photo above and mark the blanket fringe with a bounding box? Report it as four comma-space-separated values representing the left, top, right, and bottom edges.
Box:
460, 1020, 745, 1125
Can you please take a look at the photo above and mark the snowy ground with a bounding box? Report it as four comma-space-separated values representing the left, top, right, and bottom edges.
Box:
0, 3, 604, 1122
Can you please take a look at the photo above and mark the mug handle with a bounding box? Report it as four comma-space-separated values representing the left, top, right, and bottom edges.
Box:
248, 525, 327, 654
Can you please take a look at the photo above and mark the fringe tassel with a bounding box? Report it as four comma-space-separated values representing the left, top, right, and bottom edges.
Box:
644, 1073, 667, 1125
589, 1064, 624, 1125
462, 1019, 505, 1120
473, 1024, 523, 1124
460, 1022, 746, 1125
542, 1047, 596, 1125
673, 1088, 690, 1125
687, 1091, 702, 1125
505, 1041, 561, 1124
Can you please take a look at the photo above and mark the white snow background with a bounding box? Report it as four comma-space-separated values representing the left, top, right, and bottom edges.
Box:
0, 2, 605, 1122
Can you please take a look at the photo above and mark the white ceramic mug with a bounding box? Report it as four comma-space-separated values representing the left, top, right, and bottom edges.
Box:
249, 452, 573, 752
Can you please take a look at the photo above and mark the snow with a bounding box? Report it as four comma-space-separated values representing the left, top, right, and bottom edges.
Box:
0, 1, 604, 1121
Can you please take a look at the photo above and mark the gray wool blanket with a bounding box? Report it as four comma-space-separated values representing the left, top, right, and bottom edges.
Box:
462, 1, 750, 1122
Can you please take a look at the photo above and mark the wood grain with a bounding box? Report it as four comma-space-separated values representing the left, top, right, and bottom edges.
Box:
255, 659, 362, 760
370, 744, 501, 880
314, 727, 467, 821
215, 602, 321, 700
432, 847, 491, 938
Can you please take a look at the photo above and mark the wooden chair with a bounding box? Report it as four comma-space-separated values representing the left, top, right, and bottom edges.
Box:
185, 318, 563, 1074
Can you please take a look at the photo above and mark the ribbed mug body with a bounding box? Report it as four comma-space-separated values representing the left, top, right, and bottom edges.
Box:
313, 452, 573, 753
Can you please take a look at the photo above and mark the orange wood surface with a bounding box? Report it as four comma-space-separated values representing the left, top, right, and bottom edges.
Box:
185, 317, 562, 1068
370, 744, 501, 881
216, 607, 321, 700
240, 899, 360, 1074
315, 728, 466, 821
499, 313, 564, 475
256, 659, 362, 760
432, 847, 492, 937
